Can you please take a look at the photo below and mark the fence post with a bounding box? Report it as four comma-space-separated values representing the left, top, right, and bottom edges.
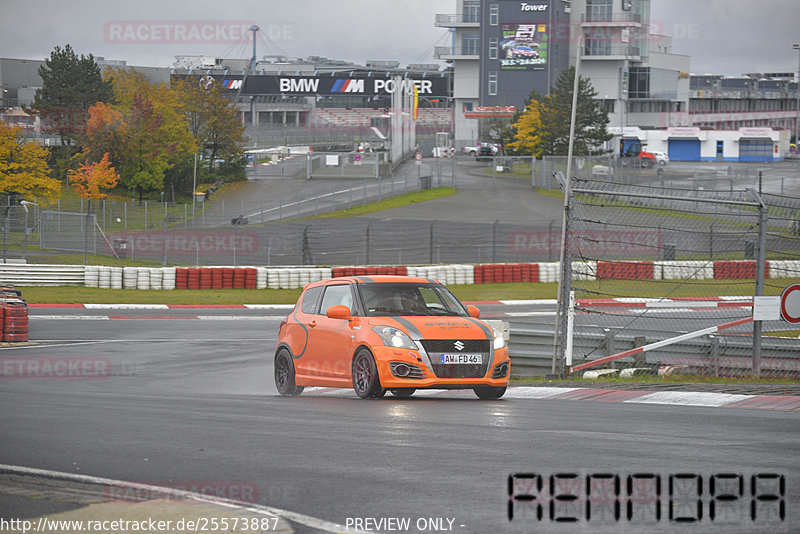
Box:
84, 206, 90, 266
604, 329, 615, 368
429, 222, 434, 264
709, 335, 720, 377
302, 225, 312, 265
752, 177, 768, 378
2, 206, 9, 264
492, 219, 499, 263
144, 200, 148, 229
365, 222, 371, 265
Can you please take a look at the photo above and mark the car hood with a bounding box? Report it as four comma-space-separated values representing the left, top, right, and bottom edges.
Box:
368, 315, 493, 341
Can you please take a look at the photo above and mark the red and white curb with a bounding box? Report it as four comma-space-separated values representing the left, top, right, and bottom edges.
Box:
300, 386, 800, 410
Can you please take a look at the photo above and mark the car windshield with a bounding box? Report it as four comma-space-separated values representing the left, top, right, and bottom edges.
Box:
358, 282, 468, 317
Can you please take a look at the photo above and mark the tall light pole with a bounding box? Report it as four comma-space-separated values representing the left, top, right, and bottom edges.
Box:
20, 200, 39, 262
794, 44, 800, 150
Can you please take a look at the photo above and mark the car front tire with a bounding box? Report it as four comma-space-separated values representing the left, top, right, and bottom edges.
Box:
275, 348, 304, 396
390, 388, 416, 398
352, 349, 383, 399
473, 386, 507, 400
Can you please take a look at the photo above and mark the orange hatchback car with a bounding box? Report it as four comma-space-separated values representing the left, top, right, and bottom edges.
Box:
274, 276, 510, 399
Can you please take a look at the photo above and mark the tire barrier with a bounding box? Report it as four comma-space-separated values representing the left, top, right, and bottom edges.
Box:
265, 268, 332, 289
474, 264, 539, 284
331, 266, 408, 278
169, 267, 270, 290
5, 260, 800, 290
713, 261, 769, 280
407, 265, 474, 286
596, 261, 655, 281
0, 285, 28, 342
51, 259, 800, 289
656, 261, 714, 281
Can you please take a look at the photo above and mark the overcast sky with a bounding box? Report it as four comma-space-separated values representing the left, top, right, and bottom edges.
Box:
1, 0, 798, 76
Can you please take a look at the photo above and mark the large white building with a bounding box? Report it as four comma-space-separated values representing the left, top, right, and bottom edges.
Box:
435, 0, 691, 148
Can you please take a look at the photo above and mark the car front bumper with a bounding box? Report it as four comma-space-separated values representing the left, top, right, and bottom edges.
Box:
372, 345, 510, 389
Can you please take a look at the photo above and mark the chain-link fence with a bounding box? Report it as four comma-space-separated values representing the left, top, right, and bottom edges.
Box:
0, 205, 33, 264
40, 211, 97, 254
555, 178, 800, 379
36, 217, 562, 267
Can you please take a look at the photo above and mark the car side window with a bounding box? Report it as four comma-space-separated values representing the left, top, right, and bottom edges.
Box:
300, 286, 324, 315
419, 287, 445, 310
319, 285, 355, 315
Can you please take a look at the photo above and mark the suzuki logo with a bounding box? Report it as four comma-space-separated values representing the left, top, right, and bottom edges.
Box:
454, 341, 465, 351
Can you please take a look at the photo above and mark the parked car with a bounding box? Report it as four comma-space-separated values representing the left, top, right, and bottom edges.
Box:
650, 151, 670, 166
463, 143, 499, 156
274, 276, 511, 399
475, 145, 496, 161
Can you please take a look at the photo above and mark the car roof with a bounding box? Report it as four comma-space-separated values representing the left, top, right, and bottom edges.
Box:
304, 275, 441, 290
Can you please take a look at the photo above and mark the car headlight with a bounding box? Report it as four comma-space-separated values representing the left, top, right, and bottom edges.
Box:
492, 327, 506, 350
373, 326, 418, 350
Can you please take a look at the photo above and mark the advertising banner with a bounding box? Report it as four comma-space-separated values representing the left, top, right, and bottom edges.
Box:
499, 23, 548, 70
171, 74, 449, 97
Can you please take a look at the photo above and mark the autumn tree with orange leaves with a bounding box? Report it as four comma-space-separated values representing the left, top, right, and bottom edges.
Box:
68, 153, 120, 200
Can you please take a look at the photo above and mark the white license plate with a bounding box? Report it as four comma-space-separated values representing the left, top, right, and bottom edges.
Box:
440, 353, 483, 364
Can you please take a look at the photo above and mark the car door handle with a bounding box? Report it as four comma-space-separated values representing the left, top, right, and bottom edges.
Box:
308, 321, 317, 328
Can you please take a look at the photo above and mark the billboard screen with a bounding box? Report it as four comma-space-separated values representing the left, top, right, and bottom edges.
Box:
499, 23, 548, 70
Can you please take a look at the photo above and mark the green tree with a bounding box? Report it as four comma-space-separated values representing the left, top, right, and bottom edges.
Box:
480, 115, 515, 155
0, 122, 60, 201
104, 68, 196, 200
538, 67, 611, 156
30, 44, 114, 146
174, 76, 245, 173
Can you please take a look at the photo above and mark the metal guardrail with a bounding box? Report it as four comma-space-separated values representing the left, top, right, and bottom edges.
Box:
508, 326, 800, 378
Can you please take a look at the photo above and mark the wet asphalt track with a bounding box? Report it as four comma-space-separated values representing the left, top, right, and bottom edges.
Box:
0, 311, 799, 533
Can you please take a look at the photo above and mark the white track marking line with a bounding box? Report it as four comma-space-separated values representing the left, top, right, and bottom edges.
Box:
624, 391, 755, 407
197, 316, 283, 320
504, 387, 582, 399
0, 464, 374, 534
30, 316, 111, 320
84, 304, 170, 309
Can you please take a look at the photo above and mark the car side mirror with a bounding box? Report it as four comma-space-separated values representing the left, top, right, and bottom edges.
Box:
467, 305, 481, 319
326, 305, 352, 320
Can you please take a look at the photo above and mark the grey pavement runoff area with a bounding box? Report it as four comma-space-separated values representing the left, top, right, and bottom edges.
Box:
511, 381, 800, 396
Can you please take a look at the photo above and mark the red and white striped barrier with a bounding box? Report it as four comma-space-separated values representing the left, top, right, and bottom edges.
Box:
5, 260, 800, 289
